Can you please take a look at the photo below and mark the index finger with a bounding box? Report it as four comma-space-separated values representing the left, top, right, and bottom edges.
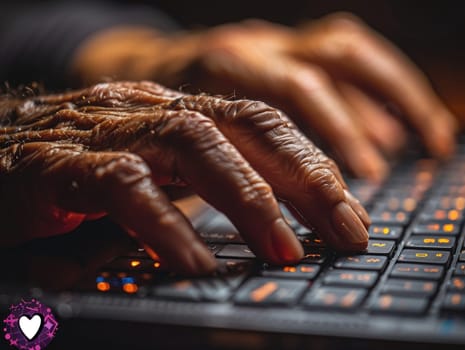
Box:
171, 96, 369, 252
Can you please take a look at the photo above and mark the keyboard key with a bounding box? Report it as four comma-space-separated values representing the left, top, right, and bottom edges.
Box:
216, 259, 255, 274
302, 287, 367, 311
334, 255, 387, 271
323, 269, 378, 288
298, 233, 326, 248
207, 243, 225, 255
370, 294, 429, 315
152, 280, 201, 301
196, 274, 247, 302
302, 249, 328, 264
442, 293, 465, 312
216, 244, 256, 259
448, 277, 465, 292
382, 279, 437, 297
391, 263, 444, 280
369, 225, 403, 241
261, 264, 320, 280
419, 208, 463, 222
398, 249, 450, 265
199, 232, 245, 244
406, 236, 456, 250
370, 209, 411, 225
104, 257, 162, 272
366, 240, 396, 256
411, 222, 460, 235
455, 262, 465, 275
234, 278, 308, 306
459, 251, 465, 261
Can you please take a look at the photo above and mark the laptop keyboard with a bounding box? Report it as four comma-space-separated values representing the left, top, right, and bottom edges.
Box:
91, 150, 465, 318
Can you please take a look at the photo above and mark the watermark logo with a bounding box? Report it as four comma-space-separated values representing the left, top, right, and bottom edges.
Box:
3, 299, 58, 349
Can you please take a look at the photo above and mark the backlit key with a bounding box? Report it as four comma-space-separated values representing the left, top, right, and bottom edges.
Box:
448, 277, 465, 292
216, 244, 256, 259
382, 279, 437, 297
301, 249, 328, 264
442, 293, 465, 312
334, 255, 387, 271
370, 209, 411, 225
406, 236, 455, 250
391, 263, 444, 280
302, 287, 367, 310
234, 278, 307, 306
261, 264, 320, 280
369, 225, 403, 241
366, 240, 396, 256
455, 262, 465, 275
323, 269, 378, 288
398, 249, 450, 265
370, 294, 428, 315
411, 222, 459, 235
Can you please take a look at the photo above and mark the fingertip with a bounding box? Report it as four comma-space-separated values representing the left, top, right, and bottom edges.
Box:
269, 218, 304, 264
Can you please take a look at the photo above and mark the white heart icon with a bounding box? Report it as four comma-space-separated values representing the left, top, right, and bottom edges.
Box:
19, 314, 42, 340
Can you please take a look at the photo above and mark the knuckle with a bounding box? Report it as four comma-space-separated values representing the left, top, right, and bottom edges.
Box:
95, 153, 151, 186
323, 12, 366, 33
286, 65, 331, 94
302, 166, 344, 204
224, 99, 286, 129
238, 177, 275, 210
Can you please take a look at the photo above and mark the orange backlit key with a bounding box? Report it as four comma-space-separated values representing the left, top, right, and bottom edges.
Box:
369, 225, 403, 241
406, 236, 456, 250
334, 255, 387, 271
370, 294, 428, 314
448, 277, 465, 292
382, 279, 437, 297
411, 222, 460, 235
398, 249, 450, 265
455, 263, 465, 276
234, 278, 307, 306
323, 269, 378, 288
302, 287, 367, 310
261, 264, 320, 280
442, 293, 465, 312
391, 263, 444, 280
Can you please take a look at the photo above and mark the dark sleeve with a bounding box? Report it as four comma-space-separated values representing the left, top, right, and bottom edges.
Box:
0, 1, 180, 90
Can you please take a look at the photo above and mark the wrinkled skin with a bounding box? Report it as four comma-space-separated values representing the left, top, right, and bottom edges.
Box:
0, 81, 370, 275
73, 13, 458, 182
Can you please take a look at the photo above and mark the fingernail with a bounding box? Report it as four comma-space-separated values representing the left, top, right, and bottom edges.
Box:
191, 241, 217, 274
344, 189, 371, 228
270, 218, 304, 263
331, 201, 369, 244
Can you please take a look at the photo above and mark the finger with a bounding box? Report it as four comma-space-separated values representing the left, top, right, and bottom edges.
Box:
278, 61, 389, 181
135, 109, 303, 264
173, 96, 369, 252
298, 14, 458, 157
197, 45, 388, 181
337, 81, 408, 157
18, 143, 217, 275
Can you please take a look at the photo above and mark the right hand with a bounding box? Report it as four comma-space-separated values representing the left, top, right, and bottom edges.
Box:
0, 81, 369, 275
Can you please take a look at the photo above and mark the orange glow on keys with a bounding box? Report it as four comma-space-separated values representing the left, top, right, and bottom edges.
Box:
251, 282, 278, 302
97, 282, 110, 292
123, 283, 138, 294
444, 224, 455, 233
153, 261, 161, 269
130, 260, 141, 268
448, 210, 460, 221
283, 266, 297, 273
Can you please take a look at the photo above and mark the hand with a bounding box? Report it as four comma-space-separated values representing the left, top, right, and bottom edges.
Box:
0, 81, 370, 274
72, 13, 458, 182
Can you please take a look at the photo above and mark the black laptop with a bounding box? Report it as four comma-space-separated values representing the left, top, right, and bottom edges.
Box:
2, 143, 465, 350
